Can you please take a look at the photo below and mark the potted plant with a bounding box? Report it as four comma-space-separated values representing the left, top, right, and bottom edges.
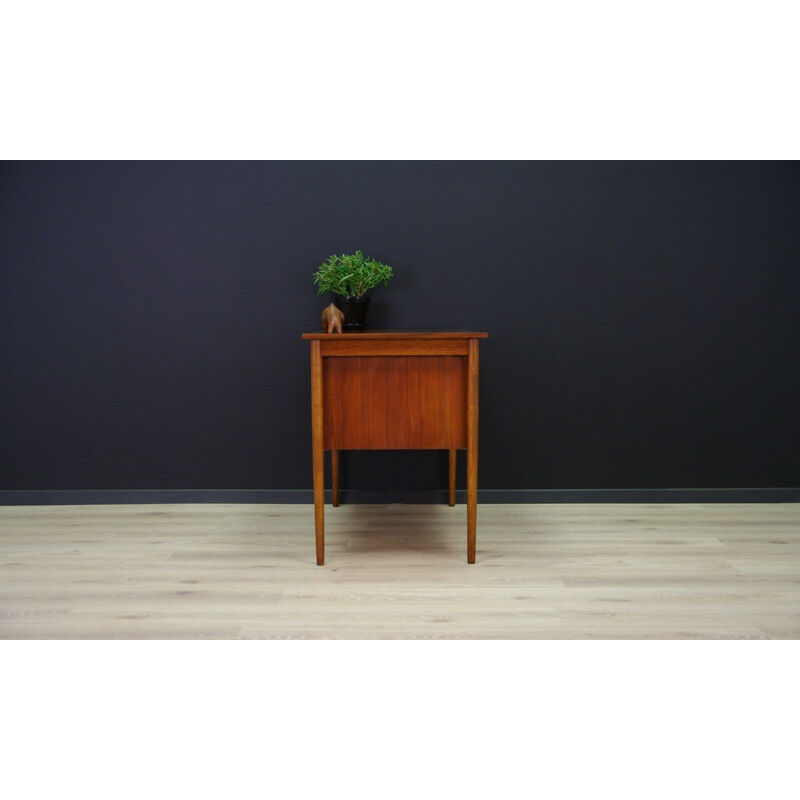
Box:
312, 250, 393, 331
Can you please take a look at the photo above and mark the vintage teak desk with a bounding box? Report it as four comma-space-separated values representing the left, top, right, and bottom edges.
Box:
301, 330, 488, 565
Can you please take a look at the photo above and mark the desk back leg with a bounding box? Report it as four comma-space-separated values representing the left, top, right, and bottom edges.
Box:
448, 449, 457, 506
331, 449, 340, 507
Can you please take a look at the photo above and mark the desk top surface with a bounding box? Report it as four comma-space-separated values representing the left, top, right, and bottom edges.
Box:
302, 330, 488, 340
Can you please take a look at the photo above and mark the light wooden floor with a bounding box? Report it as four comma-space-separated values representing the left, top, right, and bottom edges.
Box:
1, 503, 798, 639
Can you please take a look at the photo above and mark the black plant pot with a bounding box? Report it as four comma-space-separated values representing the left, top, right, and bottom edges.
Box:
337, 295, 371, 331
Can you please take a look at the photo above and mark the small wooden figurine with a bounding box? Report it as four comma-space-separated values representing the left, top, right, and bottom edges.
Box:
321, 302, 344, 334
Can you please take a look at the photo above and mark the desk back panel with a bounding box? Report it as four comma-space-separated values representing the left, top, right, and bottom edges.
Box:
323, 356, 468, 450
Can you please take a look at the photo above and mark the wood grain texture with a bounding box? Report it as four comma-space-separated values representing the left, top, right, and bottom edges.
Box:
321, 339, 468, 356
323, 356, 467, 450
1, 503, 798, 639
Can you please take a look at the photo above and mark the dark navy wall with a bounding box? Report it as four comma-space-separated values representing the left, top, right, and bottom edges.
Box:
1, 161, 798, 496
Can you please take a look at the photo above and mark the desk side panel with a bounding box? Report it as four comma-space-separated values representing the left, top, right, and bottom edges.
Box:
323, 356, 468, 450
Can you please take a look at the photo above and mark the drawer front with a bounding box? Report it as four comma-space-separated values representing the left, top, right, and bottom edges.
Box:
320, 339, 469, 357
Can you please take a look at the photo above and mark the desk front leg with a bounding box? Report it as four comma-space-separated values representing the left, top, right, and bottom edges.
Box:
310, 340, 325, 565
467, 340, 479, 563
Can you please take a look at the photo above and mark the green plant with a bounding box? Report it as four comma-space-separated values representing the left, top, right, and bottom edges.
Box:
312, 250, 393, 298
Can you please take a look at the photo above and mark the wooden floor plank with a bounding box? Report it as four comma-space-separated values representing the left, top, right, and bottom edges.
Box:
1, 503, 798, 639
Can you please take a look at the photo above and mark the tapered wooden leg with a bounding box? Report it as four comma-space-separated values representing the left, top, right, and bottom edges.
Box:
448, 449, 456, 506
331, 449, 340, 507
310, 340, 325, 565
466, 340, 479, 563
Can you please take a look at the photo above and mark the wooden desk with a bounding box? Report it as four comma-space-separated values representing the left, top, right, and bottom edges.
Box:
301, 330, 488, 565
